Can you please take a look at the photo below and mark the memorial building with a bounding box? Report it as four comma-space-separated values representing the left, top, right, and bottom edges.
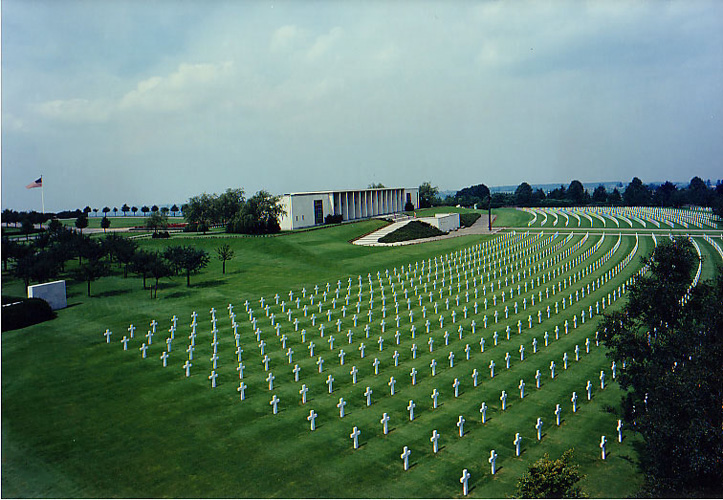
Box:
278, 187, 419, 230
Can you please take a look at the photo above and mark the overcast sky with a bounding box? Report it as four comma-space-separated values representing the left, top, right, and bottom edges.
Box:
2, 0, 722, 212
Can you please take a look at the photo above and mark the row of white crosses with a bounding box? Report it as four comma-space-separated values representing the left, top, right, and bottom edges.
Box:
102, 228, 642, 493
525, 205, 717, 231
105, 227, 640, 402
104, 227, 641, 406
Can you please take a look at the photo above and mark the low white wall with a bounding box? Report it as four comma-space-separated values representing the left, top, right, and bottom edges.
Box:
419, 213, 460, 232
28, 280, 67, 310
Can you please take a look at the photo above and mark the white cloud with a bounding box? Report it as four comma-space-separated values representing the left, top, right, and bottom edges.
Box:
34, 98, 111, 123
270, 25, 305, 53
119, 61, 234, 113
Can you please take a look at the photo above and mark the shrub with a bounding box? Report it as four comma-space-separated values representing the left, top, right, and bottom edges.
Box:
459, 213, 481, 227
325, 214, 343, 224
183, 223, 198, 232
378, 221, 445, 243
404, 201, 415, 212
151, 231, 170, 239
1, 297, 56, 332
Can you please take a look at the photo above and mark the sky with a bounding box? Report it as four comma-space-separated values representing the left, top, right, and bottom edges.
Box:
2, 0, 722, 212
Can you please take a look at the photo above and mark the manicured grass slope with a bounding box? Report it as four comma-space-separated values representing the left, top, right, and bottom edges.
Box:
4, 221, 706, 498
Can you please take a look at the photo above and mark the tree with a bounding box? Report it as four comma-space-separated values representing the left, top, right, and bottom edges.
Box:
160, 206, 170, 216
514, 449, 587, 498
93, 208, 99, 217
170, 204, 180, 217
21, 218, 35, 240
216, 188, 245, 224
184, 192, 219, 229
566, 180, 587, 205
102, 206, 111, 217
112, 207, 118, 217
653, 181, 678, 207
418, 182, 439, 208
131, 249, 155, 289
147, 252, 171, 298
146, 212, 168, 234
368, 182, 385, 188
104, 234, 138, 278
141, 205, 150, 216
72, 239, 108, 297
100, 216, 111, 233
623, 177, 652, 206
170, 246, 210, 286
216, 243, 235, 274
83, 206, 92, 216
514, 182, 534, 207
454, 183, 490, 208
227, 190, 284, 235
600, 238, 723, 497
592, 185, 608, 204
121, 203, 130, 216
151, 205, 159, 213
131, 206, 138, 216
608, 187, 622, 206
75, 214, 89, 234
686, 176, 711, 206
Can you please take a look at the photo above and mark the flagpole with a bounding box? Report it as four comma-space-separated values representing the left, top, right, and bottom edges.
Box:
41, 175, 46, 214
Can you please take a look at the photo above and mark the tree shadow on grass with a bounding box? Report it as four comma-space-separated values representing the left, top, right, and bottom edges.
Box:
95, 289, 129, 298
191, 279, 227, 289
165, 290, 192, 300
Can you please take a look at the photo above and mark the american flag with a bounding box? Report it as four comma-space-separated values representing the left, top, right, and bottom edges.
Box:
26, 177, 43, 189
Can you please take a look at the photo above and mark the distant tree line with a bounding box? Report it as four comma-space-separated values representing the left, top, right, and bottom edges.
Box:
418, 177, 723, 219
182, 188, 285, 235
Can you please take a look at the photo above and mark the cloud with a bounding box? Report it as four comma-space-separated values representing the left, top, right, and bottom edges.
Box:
34, 98, 111, 123
118, 61, 234, 113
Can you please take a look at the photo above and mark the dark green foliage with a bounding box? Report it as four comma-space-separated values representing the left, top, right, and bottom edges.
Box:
164, 245, 210, 286
600, 239, 723, 497
623, 177, 652, 206
450, 183, 490, 207
75, 214, 88, 233
459, 212, 481, 227
215, 243, 234, 274
100, 216, 111, 232
404, 201, 415, 212
145, 212, 168, 233
324, 214, 343, 224
1, 297, 56, 332
418, 181, 440, 208
378, 220, 444, 243
226, 190, 283, 235
567, 180, 589, 205
514, 449, 587, 498
515, 182, 534, 206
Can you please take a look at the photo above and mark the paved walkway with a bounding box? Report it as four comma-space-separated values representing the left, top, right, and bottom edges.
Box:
353, 214, 499, 247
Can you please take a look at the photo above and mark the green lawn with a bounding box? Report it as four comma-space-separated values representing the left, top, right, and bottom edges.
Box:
2, 218, 720, 498
59, 216, 186, 229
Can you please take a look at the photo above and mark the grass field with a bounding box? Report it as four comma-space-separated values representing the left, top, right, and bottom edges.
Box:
58, 216, 186, 229
2, 210, 720, 498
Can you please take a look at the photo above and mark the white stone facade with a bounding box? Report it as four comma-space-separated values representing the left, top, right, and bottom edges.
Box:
279, 188, 419, 230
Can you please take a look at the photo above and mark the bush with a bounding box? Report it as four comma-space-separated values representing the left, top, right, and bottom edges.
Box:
151, 231, 170, 239
404, 201, 415, 212
378, 221, 445, 243
1, 297, 56, 332
325, 214, 343, 224
459, 213, 481, 227
183, 223, 198, 232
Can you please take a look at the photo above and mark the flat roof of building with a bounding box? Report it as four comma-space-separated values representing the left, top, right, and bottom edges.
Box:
281, 187, 419, 197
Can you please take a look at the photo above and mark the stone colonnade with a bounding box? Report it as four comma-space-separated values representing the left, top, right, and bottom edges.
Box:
333, 189, 409, 221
